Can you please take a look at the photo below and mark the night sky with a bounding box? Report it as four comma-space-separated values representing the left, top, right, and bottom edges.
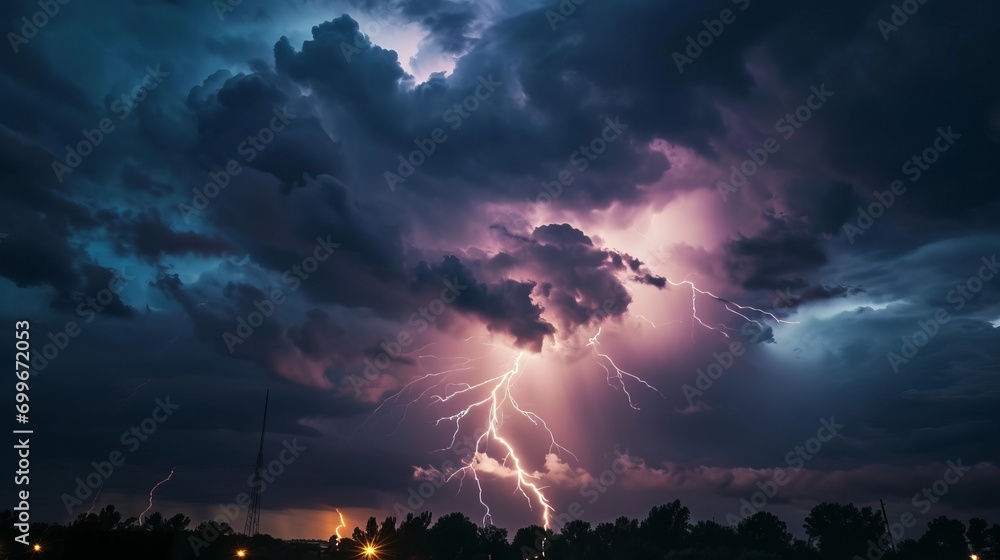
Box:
2, 0, 999, 542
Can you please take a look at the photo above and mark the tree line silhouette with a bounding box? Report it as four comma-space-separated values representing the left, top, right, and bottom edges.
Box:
2, 500, 997, 559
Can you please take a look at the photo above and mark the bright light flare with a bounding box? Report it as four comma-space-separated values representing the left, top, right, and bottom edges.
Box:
356, 537, 382, 559
33, 544, 41, 552
235, 550, 247, 558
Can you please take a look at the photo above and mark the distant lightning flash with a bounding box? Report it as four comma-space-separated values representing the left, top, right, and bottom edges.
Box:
139, 467, 175, 525
586, 275, 796, 407
335, 509, 347, 540
86, 486, 103, 515
587, 327, 664, 410
665, 278, 799, 338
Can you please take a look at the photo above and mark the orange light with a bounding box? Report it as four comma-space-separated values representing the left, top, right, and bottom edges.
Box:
236, 550, 247, 558
33, 544, 41, 552
356, 538, 382, 559
971, 555, 979, 560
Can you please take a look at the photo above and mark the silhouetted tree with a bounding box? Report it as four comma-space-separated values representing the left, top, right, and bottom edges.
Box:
915, 516, 967, 559
804, 502, 883, 559
968, 518, 992, 559
429, 512, 479, 559
477, 523, 509, 559
737, 511, 792, 555
0, 501, 987, 560
511, 524, 551, 559
642, 500, 692, 553
690, 519, 739, 550
550, 519, 600, 560
397, 511, 433, 559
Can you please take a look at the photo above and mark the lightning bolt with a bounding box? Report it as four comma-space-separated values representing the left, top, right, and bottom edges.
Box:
361, 346, 570, 529
139, 467, 175, 525
335, 509, 348, 540
433, 351, 572, 529
587, 327, 664, 410
665, 278, 798, 338
86, 486, 103, 515
357, 270, 797, 530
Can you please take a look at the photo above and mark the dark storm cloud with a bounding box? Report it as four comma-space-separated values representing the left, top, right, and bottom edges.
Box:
186, 70, 347, 189
3, 0, 1000, 535
399, 0, 479, 54
724, 216, 829, 291
108, 210, 235, 260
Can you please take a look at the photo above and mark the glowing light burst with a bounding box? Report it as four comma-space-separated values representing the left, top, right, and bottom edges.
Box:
139, 467, 175, 525
356, 537, 383, 559
335, 509, 348, 540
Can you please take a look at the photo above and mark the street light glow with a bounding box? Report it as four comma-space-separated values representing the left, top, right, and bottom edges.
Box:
356, 538, 382, 559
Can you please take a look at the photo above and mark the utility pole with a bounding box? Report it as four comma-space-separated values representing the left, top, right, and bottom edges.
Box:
244, 390, 269, 537
880, 499, 896, 553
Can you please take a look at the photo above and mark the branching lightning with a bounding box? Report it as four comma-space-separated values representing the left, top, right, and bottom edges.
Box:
359, 344, 572, 529
139, 467, 175, 525
665, 278, 799, 338
587, 327, 665, 410
433, 351, 570, 529
359, 270, 797, 530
